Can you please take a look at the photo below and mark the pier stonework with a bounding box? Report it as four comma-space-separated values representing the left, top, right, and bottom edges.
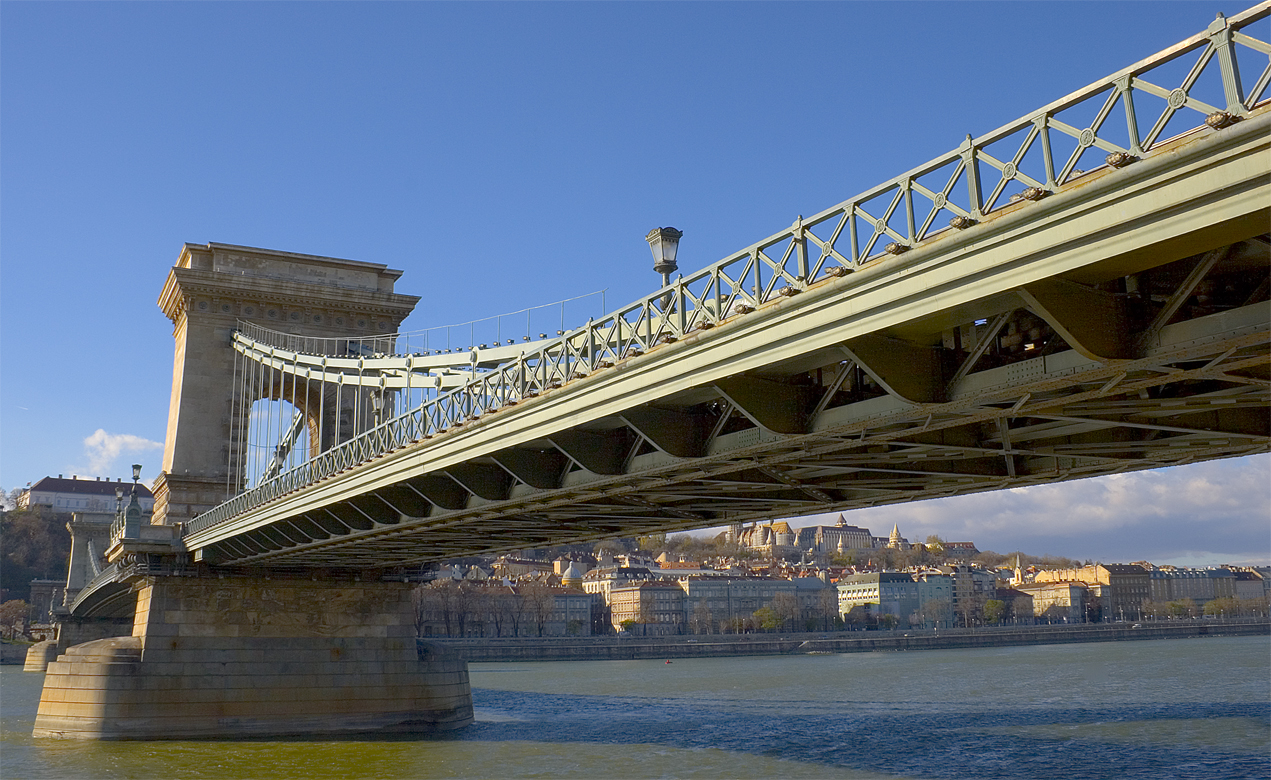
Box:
31, 243, 470, 740
33, 576, 472, 739
152, 243, 419, 527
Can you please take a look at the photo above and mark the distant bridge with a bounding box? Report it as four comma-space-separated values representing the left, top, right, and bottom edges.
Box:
162, 6, 1268, 571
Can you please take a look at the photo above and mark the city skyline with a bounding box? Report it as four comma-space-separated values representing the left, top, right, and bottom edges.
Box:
2, 3, 1267, 567
689, 452, 1269, 568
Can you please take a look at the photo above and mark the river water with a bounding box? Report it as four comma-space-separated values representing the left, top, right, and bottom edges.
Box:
3, 635, 1268, 779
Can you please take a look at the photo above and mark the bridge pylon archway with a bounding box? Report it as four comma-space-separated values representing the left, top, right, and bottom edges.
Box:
152, 243, 419, 527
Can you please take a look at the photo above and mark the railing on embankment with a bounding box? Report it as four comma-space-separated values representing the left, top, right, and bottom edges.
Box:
431, 620, 1270, 662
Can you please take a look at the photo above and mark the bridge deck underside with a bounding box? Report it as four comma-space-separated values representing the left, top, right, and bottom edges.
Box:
193, 274, 1270, 567
185, 111, 1271, 571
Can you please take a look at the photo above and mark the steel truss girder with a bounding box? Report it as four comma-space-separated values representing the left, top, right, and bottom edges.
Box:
712, 377, 815, 435
619, 407, 712, 458
211, 336, 1268, 566
841, 335, 945, 404
490, 449, 568, 489
178, 26, 1271, 567
548, 429, 633, 475
188, 102, 1271, 551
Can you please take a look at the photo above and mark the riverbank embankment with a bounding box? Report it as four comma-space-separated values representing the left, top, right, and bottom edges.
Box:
432, 619, 1270, 662
0, 640, 31, 665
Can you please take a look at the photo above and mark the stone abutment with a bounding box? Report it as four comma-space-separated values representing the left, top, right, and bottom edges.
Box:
33, 575, 473, 739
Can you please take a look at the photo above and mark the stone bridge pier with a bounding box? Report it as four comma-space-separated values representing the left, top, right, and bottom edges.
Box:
31, 243, 471, 739
33, 573, 472, 739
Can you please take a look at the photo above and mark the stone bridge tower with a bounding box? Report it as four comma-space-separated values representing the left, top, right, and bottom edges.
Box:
152, 243, 420, 527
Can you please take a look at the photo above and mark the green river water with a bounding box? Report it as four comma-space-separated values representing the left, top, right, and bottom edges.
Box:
2, 635, 1267, 779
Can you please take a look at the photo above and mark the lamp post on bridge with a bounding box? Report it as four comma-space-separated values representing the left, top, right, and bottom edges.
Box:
645, 227, 683, 288
646, 227, 682, 313
111, 464, 144, 544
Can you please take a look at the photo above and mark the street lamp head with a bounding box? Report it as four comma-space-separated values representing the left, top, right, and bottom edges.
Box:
645, 227, 683, 280
131, 464, 142, 483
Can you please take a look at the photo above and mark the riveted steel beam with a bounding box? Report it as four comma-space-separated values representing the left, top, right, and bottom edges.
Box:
349, 494, 402, 525
324, 503, 374, 531
302, 510, 348, 536
372, 484, 433, 517
712, 376, 816, 435
841, 334, 946, 404
244, 528, 286, 551
1018, 278, 1132, 361
755, 464, 837, 503
1137, 247, 1231, 352
269, 520, 315, 545
445, 463, 513, 502
549, 429, 633, 475
404, 475, 469, 511
287, 516, 331, 540
491, 449, 567, 489
619, 407, 711, 458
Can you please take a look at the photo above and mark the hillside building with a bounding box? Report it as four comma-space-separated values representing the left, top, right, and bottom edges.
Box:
17, 475, 155, 513
678, 576, 797, 633
1015, 581, 1088, 623
837, 572, 920, 623
1145, 566, 1236, 605
793, 515, 875, 553
609, 580, 686, 635
1034, 564, 1149, 621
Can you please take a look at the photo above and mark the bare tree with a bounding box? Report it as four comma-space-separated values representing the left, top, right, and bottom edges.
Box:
817, 587, 840, 631
426, 580, 476, 637
503, 587, 528, 637
486, 588, 509, 637
689, 600, 713, 635
0, 600, 28, 639
466, 587, 491, 637
411, 585, 435, 636
771, 592, 801, 631
913, 598, 951, 629
521, 584, 556, 637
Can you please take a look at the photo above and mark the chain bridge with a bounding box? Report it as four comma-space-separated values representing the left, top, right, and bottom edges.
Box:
32, 6, 1271, 740
177, 7, 1270, 570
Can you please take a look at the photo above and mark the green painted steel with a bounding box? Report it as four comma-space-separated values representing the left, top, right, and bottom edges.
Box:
178, 6, 1271, 565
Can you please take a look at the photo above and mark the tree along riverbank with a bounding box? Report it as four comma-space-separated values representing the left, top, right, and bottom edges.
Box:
430, 619, 1270, 662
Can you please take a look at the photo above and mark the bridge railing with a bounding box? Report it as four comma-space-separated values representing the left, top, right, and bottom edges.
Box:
185, 5, 1270, 538
68, 558, 197, 615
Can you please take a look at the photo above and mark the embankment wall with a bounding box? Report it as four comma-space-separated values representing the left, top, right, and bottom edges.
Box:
433, 620, 1270, 662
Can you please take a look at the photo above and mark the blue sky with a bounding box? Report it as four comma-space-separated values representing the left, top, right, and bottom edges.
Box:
2, 2, 1267, 565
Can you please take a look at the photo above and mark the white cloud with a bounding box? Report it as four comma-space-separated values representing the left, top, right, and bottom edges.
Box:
77, 429, 163, 477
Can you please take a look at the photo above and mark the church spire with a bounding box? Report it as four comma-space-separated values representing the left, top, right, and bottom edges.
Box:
888, 524, 905, 550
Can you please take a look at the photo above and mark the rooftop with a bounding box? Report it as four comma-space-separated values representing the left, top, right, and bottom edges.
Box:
28, 476, 154, 498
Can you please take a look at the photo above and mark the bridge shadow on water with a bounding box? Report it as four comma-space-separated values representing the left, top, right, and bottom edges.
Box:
456, 685, 1270, 780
